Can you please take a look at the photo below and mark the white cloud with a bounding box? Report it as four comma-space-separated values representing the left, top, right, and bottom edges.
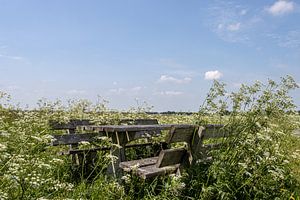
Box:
0, 54, 23, 60
267, 0, 295, 16
158, 75, 192, 84
67, 89, 86, 95
227, 22, 241, 31
206, 1, 255, 44
204, 70, 223, 80
155, 91, 183, 96
267, 30, 300, 48
108, 86, 143, 95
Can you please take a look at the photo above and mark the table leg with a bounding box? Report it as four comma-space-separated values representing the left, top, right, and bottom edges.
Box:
107, 132, 126, 177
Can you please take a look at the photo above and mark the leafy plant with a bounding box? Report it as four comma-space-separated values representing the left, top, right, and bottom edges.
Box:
187, 75, 300, 199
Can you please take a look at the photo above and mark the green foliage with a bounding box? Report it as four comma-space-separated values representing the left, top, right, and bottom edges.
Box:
188, 75, 300, 199
0, 75, 299, 199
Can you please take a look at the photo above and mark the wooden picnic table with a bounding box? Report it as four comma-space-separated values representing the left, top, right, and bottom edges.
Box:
81, 124, 196, 132
51, 121, 227, 179
79, 124, 197, 176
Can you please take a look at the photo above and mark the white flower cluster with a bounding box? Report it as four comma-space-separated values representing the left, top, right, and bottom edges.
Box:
0, 143, 7, 151
0, 191, 8, 200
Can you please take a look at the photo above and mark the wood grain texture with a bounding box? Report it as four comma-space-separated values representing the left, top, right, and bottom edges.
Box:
137, 164, 180, 179
156, 148, 187, 168
49, 119, 93, 130
119, 157, 158, 172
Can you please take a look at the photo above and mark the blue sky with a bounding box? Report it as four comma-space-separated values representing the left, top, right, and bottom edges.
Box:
0, 0, 299, 111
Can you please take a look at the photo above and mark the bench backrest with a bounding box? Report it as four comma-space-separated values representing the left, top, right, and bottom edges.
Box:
49, 119, 93, 131
155, 126, 197, 168
165, 126, 196, 144
191, 124, 228, 162
156, 148, 187, 168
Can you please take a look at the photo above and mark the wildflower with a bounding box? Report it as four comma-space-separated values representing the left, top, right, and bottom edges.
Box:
79, 141, 90, 145
0, 143, 7, 151
30, 136, 43, 142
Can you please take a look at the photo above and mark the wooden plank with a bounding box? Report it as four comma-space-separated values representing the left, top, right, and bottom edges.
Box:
49, 119, 93, 130
106, 132, 127, 177
64, 142, 165, 155
137, 164, 180, 179
204, 124, 224, 128
293, 129, 300, 137
166, 127, 196, 144
83, 124, 197, 133
119, 157, 158, 172
156, 148, 187, 168
201, 124, 230, 139
119, 119, 159, 125
51, 132, 103, 146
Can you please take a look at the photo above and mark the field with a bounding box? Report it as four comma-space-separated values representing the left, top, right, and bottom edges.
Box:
1, 77, 300, 200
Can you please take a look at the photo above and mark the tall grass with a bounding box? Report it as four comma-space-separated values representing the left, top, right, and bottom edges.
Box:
0, 76, 299, 199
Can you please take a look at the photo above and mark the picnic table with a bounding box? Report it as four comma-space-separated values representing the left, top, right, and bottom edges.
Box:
80, 124, 197, 176
51, 120, 227, 179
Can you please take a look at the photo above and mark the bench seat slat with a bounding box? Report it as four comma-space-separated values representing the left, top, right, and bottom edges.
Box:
119, 157, 159, 172
137, 164, 180, 179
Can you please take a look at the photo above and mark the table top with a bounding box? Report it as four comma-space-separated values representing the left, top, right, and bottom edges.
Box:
81, 124, 198, 132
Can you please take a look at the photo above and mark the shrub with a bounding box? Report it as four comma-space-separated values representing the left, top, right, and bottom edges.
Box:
186, 75, 300, 199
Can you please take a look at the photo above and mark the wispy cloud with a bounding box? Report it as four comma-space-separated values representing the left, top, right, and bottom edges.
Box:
227, 22, 241, 31
0, 54, 23, 60
266, 30, 300, 48
158, 75, 192, 84
206, 1, 255, 43
108, 86, 143, 95
204, 70, 223, 80
266, 0, 295, 16
154, 90, 183, 96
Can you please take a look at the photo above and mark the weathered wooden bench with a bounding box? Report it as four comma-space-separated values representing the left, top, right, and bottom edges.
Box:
49, 119, 162, 175
119, 126, 196, 179
119, 124, 228, 179
50, 119, 228, 179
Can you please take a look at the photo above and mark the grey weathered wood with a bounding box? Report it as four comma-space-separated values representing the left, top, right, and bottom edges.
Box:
49, 119, 93, 130
156, 148, 187, 168
119, 157, 158, 172
191, 125, 228, 164
293, 129, 300, 137
202, 125, 229, 139
64, 142, 166, 155
119, 119, 159, 125
51, 122, 200, 179
83, 124, 197, 132
118, 126, 197, 179
166, 126, 196, 144
137, 164, 180, 179
107, 132, 127, 177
